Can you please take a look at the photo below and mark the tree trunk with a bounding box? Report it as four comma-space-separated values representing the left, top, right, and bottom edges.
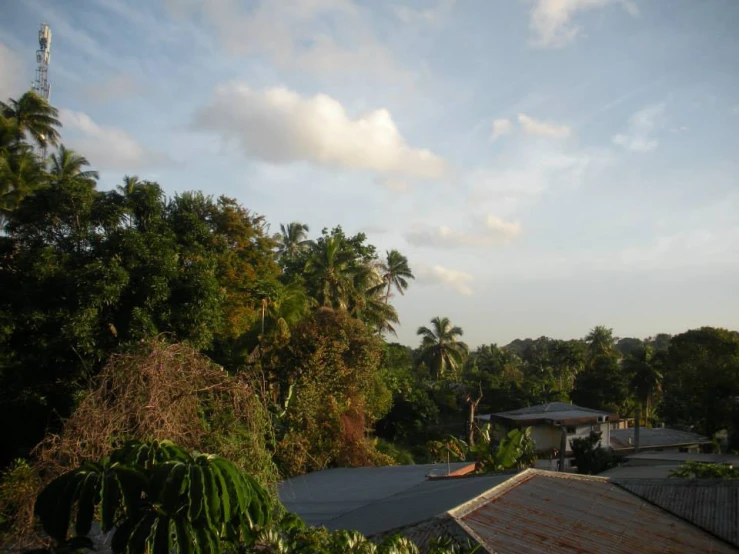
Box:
634, 403, 641, 453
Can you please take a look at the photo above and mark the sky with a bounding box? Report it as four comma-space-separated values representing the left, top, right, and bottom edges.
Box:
2, 0, 739, 348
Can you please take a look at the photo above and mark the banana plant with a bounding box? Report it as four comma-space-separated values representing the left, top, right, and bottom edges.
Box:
34, 440, 274, 554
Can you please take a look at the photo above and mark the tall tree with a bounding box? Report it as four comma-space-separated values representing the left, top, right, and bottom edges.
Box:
416, 316, 468, 380
625, 345, 662, 423
303, 234, 356, 309
276, 222, 312, 259
0, 91, 62, 149
584, 325, 616, 367
47, 145, 99, 187
378, 249, 414, 303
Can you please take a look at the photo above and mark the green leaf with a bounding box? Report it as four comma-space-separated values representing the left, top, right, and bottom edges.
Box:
160, 462, 188, 511
101, 469, 122, 531
199, 461, 221, 527
151, 515, 171, 554
125, 512, 158, 554
174, 517, 195, 554
111, 518, 135, 554
112, 465, 147, 517
75, 471, 101, 536
207, 461, 231, 523
187, 463, 205, 522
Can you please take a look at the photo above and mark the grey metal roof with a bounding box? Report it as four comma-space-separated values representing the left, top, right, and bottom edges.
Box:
478, 402, 614, 424
598, 465, 680, 479
624, 451, 739, 465
278, 463, 473, 527
443, 470, 737, 554
324, 473, 514, 536
610, 427, 711, 450
615, 479, 739, 549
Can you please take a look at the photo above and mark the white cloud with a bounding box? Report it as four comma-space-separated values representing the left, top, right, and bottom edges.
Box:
612, 103, 665, 153
0, 42, 27, 100
529, 0, 638, 48
391, 0, 456, 25
85, 73, 141, 104
378, 177, 412, 192
491, 118, 513, 140
163, 0, 407, 81
415, 263, 475, 295
406, 214, 522, 248
192, 82, 447, 179
59, 109, 170, 170
517, 113, 572, 138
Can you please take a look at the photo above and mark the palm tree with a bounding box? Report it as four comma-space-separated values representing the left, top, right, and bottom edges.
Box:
378, 250, 414, 303
0, 149, 45, 219
1, 91, 62, 149
584, 325, 616, 367
303, 234, 356, 309
625, 346, 663, 422
48, 145, 99, 186
276, 222, 313, 259
118, 174, 140, 196
417, 316, 469, 379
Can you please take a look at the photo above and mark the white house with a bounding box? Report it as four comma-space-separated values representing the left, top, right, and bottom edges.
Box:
476, 402, 619, 470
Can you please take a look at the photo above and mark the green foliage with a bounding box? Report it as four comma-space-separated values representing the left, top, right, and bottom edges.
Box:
668, 461, 739, 479
417, 317, 469, 380
0, 459, 41, 543
263, 309, 392, 476
660, 327, 739, 439
571, 353, 629, 414
34, 440, 273, 554
431, 426, 536, 474
570, 431, 615, 475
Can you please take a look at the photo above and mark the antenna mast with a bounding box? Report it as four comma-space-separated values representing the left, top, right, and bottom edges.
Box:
32, 23, 52, 101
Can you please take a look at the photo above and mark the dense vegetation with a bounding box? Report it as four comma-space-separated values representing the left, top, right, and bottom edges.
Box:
2, 92, 739, 548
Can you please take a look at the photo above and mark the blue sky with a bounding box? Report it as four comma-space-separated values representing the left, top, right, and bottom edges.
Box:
2, 0, 738, 347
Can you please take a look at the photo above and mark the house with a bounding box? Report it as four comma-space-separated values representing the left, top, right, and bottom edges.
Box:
279, 467, 739, 553
476, 402, 618, 469
610, 426, 712, 454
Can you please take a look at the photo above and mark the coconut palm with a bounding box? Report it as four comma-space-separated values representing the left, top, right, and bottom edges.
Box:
47, 145, 98, 186
378, 249, 414, 303
1, 91, 62, 149
276, 222, 312, 259
584, 325, 616, 367
0, 149, 45, 219
417, 316, 469, 379
118, 174, 140, 196
303, 234, 356, 309
625, 345, 663, 422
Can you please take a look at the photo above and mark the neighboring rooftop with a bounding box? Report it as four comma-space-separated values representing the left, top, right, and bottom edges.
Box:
278, 463, 477, 529
477, 401, 617, 426
615, 478, 739, 549
622, 451, 739, 465
598, 465, 680, 479
610, 427, 711, 451
399, 470, 738, 553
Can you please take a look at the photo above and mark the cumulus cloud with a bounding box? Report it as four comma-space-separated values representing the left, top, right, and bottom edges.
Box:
192, 83, 446, 179
378, 177, 412, 192
517, 113, 572, 138
406, 214, 522, 248
491, 118, 513, 140
391, 0, 456, 25
415, 263, 474, 295
0, 42, 27, 100
59, 109, 170, 170
612, 103, 665, 153
529, 0, 638, 48
85, 73, 141, 104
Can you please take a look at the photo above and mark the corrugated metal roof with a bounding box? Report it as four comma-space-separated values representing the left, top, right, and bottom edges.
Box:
614, 479, 739, 549
447, 470, 737, 554
598, 465, 679, 479
610, 427, 711, 450
277, 463, 473, 527
325, 473, 514, 536
478, 402, 616, 425
624, 452, 739, 465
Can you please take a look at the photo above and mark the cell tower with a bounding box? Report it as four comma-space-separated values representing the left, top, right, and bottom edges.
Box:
32, 23, 52, 101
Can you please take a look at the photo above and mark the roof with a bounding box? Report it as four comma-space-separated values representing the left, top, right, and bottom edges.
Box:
624, 451, 739, 465
610, 427, 711, 450
278, 463, 476, 528
615, 479, 739, 549
399, 470, 738, 553
477, 402, 617, 426
598, 465, 681, 479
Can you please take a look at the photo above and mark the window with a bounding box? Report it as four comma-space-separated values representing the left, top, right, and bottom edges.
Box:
566, 426, 576, 434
